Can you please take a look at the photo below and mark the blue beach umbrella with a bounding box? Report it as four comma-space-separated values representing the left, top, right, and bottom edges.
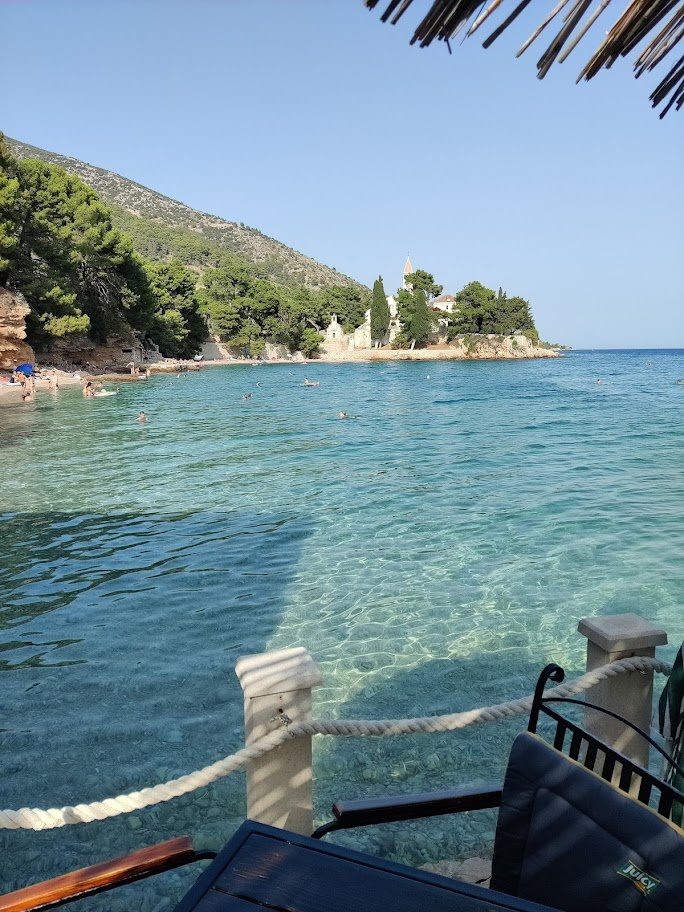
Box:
15, 362, 34, 376
658, 642, 684, 824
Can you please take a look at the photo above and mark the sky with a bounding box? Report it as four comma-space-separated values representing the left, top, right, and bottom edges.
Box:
2, 0, 682, 348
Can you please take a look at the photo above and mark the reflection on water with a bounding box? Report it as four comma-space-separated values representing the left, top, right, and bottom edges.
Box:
0, 351, 682, 907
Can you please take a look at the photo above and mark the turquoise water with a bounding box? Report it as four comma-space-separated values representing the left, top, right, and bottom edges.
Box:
1, 351, 683, 908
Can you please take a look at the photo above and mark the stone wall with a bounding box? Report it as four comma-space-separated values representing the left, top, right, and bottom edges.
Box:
202, 339, 233, 360
0, 288, 35, 370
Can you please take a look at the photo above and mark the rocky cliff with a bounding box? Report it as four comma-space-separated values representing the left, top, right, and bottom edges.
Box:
319, 333, 559, 361
0, 288, 35, 370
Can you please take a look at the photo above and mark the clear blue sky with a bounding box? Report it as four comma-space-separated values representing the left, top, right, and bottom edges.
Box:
2, 0, 682, 348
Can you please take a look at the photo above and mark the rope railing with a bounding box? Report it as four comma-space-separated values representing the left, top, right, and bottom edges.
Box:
0, 655, 671, 831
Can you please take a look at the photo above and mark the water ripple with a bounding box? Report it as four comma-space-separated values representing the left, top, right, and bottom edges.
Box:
0, 351, 682, 903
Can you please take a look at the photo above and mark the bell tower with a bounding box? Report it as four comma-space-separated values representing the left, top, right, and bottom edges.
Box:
402, 255, 413, 290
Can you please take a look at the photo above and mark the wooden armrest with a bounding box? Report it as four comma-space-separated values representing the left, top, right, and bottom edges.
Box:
330, 784, 503, 830
0, 836, 198, 912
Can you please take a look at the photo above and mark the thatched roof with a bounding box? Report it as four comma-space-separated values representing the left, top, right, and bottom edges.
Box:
366, 1, 684, 117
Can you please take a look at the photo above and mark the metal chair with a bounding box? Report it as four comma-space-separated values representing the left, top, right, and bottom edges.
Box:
312, 664, 684, 912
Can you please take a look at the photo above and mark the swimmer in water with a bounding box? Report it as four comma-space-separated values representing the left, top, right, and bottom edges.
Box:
596, 379, 604, 384
338, 411, 350, 419
137, 411, 147, 422
242, 393, 252, 400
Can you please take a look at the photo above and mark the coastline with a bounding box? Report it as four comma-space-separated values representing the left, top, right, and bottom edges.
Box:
316, 334, 560, 363
316, 346, 559, 363
0, 337, 561, 400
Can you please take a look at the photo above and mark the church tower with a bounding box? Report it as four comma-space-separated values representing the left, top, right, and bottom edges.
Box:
402, 255, 413, 290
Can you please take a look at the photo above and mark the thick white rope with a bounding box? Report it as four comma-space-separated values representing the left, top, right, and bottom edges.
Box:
0, 655, 670, 831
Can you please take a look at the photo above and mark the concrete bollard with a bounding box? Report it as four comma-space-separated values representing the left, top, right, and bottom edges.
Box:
236, 647, 322, 835
579, 614, 667, 767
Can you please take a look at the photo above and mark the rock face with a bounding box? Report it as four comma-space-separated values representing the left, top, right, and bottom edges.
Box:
0, 288, 35, 370
448, 333, 559, 359
319, 333, 559, 362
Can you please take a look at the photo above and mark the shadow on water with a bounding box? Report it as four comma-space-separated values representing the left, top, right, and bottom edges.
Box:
314, 652, 584, 870
0, 508, 312, 906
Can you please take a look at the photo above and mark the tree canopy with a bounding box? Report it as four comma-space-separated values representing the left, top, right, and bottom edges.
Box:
0, 132, 371, 361
395, 269, 439, 347
370, 276, 390, 343
447, 281, 538, 339
404, 270, 442, 303
197, 260, 370, 358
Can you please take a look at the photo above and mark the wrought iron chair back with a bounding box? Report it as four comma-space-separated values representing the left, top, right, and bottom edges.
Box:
528, 663, 684, 823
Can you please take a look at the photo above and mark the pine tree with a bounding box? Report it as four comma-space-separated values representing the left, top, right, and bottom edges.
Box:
370, 276, 390, 345
0, 133, 21, 286
407, 288, 432, 347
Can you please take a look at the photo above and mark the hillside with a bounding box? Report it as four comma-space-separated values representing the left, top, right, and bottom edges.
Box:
5, 136, 363, 291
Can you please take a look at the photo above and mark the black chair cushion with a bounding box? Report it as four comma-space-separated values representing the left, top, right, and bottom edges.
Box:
491, 732, 684, 912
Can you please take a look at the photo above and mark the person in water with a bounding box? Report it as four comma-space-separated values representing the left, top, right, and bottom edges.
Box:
137, 411, 147, 422
83, 380, 95, 397
338, 411, 350, 419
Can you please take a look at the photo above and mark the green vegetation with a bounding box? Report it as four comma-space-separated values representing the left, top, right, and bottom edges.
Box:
0, 133, 207, 358
370, 276, 390, 344
390, 269, 541, 348
146, 260, 206, 359
2, 131, 543, 361
0, 133, 370, 360
394, 270, 443, 348
447, 281, 538, 341
0, 137, 151, 348
198, 265, 369, 358
5, 134, 365, 293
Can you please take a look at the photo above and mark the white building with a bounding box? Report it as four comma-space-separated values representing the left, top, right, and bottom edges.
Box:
322, 257, 426, 352
432, 294, 457, 314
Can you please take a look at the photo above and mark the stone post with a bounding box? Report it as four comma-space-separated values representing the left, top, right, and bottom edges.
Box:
578, 614, 667, 767
236, 647, 322, 835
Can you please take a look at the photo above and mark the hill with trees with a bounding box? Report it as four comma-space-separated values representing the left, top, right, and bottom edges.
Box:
0, 133, 369, 361
1, 132, 547, 365
4, 135, 364, 293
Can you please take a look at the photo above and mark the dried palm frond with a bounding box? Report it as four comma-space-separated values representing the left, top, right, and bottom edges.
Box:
365, 0, 684, 115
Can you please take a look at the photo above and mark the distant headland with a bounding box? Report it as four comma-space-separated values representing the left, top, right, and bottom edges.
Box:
0, 134, 560, 374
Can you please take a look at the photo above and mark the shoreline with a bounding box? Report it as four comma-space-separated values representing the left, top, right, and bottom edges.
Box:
0, 341, 562, 400
0, 368, 154, 400
316, 348, 560, 363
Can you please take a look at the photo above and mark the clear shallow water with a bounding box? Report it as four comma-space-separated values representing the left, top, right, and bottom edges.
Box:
0, 351, 683, 908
